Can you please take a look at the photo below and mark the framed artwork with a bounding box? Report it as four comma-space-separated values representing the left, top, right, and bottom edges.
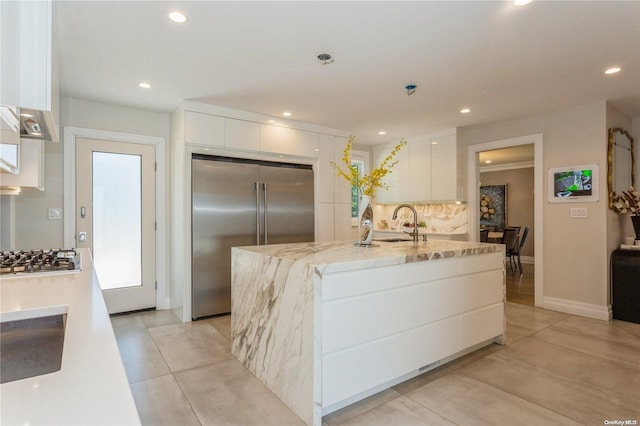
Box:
548, 164, 599, 203
480, 184, 507, 230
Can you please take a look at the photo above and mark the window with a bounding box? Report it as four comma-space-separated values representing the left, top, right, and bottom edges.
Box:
350, 150, 369, 226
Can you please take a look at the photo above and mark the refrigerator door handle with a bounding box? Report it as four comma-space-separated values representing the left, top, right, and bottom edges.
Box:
255, 181, 261, 245
262, 182, 268, 245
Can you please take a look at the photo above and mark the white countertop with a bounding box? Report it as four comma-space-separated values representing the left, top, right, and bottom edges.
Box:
0, 248, 140, 426
234, 239, 503, 275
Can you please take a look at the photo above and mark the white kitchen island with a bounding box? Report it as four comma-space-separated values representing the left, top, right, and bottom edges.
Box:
0, 248, 140, 426
231, 240, 505, 425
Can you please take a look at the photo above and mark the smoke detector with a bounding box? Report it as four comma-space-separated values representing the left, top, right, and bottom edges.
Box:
317, 53, 334, 65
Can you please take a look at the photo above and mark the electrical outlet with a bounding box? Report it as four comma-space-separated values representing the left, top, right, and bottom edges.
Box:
570, 207, 588, 218
48, 208, 62, 220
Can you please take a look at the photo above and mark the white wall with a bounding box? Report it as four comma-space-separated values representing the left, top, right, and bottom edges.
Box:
458, 101, 611, 317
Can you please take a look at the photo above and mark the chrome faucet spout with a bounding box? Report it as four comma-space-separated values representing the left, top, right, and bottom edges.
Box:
392, 204, 419, 243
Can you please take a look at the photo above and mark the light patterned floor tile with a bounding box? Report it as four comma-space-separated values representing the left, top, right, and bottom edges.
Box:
175, 359, 304, 425
130, 374, 201, 426
406, 373, 582, 426
339, 395, 455, 426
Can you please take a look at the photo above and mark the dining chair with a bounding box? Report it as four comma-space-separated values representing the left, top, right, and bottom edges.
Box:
502, 228, 519, 274
479, 228, 489, 242
511, 226, 529, 274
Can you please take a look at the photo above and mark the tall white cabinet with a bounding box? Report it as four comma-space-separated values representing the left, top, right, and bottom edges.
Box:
316, 135, 352, 242
373, 129, 458, 203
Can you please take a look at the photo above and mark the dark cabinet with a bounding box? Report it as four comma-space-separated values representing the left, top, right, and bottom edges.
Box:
611, 249, 640, 324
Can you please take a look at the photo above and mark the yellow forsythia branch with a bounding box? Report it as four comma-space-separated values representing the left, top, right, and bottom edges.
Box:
330, 136, 407, 198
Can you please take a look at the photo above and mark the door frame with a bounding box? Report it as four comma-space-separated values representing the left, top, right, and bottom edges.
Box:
467, 133, 543, 307
63, 126, 168, 309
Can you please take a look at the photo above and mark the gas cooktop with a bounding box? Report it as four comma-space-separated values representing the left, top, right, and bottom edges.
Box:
0, 249, 81, 276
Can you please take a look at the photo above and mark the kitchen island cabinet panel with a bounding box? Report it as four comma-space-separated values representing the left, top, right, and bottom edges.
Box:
185, 111, 225, 147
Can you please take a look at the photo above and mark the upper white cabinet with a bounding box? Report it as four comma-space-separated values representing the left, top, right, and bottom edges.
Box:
260, 124, 319, 158
372, 142, 411, 203
225, 118, 259, 151
430, 133, 457, 201
409, 138, 431, 201
373, 130, 457, 203
0, 0, 52, 111
185, 111, 225, 148
182, 107, 321, 159
0, 139, 45, 190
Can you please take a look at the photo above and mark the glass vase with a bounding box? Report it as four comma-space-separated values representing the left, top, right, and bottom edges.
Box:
358, 194, 374, 245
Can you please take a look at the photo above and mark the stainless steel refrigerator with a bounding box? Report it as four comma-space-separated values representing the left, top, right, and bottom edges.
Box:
191, 154, 314, 319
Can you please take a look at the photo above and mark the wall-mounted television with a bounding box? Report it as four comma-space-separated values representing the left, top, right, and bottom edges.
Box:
548, 164, 599, 203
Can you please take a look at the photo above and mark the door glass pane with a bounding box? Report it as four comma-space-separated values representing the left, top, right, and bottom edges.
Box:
92, 152, 142, 290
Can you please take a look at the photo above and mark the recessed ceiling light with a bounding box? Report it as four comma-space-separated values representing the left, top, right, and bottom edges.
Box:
604, 67, 622, 75
169, 11, 188, 23
514, 0, 532, 6
485, 160, 492, 164
138, 82, 152, 89
431, 141, 438, 145
282, 112, 292, 117
460, 108, 471, 114
20, 112, 34, 118
378, 131, 386, 135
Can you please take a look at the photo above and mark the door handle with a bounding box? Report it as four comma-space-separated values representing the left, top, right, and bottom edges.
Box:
263, 183, 268, 245
78, 232, 87, 242
255, 182, 260, 245
80, 206, 86, 218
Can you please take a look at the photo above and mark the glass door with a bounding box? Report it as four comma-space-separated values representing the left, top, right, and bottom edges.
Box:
76, 138, 156, 313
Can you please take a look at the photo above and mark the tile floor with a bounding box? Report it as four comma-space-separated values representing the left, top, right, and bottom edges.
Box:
111, 303, 640, 425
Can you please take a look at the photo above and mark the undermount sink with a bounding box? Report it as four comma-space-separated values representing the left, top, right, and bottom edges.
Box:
372, 238, 413, 243
1, 307, 67, 384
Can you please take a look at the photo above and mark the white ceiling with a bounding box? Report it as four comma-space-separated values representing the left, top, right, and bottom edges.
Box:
54, 1, 640, 145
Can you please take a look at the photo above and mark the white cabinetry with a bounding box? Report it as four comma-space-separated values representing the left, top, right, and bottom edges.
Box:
321, 251, 504, 409
185, 111, 225, 148
372, 142, 411, 203
409, 138, 431, 201
317, 135, 352, 241
260, 124, 319, 157
430, 133, 457, 201
0, 139, 44, 190
0, 0, 52, 111
225, 118, 259, 151
373, 130, 457, 203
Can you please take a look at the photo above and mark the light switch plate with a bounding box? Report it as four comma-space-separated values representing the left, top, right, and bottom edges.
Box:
570, 207, 588, 218
48, 208, 62, 220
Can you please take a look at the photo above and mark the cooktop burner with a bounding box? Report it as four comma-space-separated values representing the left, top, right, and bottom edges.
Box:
0, 249, 81, 276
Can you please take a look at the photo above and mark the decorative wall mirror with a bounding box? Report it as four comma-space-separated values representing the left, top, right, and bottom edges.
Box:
608, 127, 635, 208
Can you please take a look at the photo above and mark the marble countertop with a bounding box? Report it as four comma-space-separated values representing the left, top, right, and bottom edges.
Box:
234, 239, 503, 275
373, 229, 468, 236
0, 248, 140, 426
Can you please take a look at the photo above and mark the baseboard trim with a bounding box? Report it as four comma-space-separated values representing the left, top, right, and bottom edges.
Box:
520, 256, 534, 264
542, 296, 612, 321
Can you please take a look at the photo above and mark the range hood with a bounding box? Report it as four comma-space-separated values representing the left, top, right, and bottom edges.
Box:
19, 108, 58, 143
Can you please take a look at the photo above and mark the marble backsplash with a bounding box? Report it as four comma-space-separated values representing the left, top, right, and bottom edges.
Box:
373, 202, 469, 234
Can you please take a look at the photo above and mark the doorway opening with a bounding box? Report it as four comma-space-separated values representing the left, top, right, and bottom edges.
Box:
467, 134, 543, 307
480, 146, 535, 306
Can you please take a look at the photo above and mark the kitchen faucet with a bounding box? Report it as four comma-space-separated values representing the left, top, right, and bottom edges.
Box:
392, 204, 420, 243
